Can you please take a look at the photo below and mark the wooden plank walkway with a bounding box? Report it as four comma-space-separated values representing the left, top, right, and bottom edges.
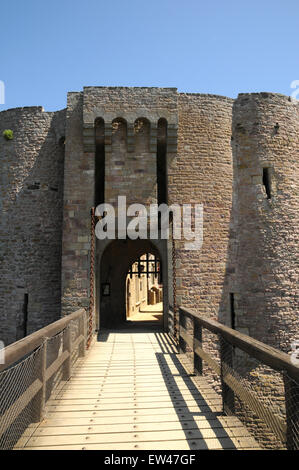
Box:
15, 329, 260, 450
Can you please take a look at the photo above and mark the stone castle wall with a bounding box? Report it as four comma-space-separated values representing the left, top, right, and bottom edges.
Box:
61, 92, 93, 316
0, 87, 298, 359
231, 92, 299, 351
221, 92, 299, 448
1, 87, 298, 449
83, 86, 178, 207
0, 106, 65, 345
61, 87, 178, 318
170, 93, 234, 321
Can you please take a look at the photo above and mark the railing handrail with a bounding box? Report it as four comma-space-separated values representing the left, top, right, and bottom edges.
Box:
0, 308, 88, 447
178, 306, 299, 450
179, 306, 299, 382
0, 308, 85, 373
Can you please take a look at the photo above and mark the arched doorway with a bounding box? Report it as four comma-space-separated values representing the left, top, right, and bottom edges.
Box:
98, 239, 167, 329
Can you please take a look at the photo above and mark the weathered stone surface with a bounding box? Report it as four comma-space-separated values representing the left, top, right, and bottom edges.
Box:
0, 106, 65, 344
230, 93, 299, 352
0, 87, 298, 374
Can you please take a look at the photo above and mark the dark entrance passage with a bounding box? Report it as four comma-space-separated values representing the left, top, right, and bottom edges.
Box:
99, 239, 166, 329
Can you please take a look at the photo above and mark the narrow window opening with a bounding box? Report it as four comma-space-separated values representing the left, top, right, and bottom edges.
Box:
23, 294, 28, 337
157, 118, 168, 206
230, 293, 235, 330
27, 182, 40, 190
262, 167, 272, 199
16, 294, 28, 340
59, 136, 65, 148
95, 118, 105, 207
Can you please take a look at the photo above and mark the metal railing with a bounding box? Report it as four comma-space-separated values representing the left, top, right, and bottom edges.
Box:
176, 307, 299, 450
0, 308, 89, 450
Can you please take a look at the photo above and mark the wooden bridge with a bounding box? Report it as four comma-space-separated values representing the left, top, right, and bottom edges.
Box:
0, 308, 298, 451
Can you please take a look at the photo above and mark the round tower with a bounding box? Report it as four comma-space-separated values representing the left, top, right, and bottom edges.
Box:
0, 106, 65, 345
232, 92, 299, 351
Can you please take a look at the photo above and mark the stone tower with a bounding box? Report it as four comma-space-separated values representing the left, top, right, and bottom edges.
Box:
0, 106, 65, 343
230, 93, 299, 352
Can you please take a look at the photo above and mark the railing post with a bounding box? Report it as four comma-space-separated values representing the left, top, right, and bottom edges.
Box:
283, 373, 299, 450
189, 315, 195, 374
219, 335, 235, 415
32, 337, 47, 422
79, 311, 87, 357
63, 325, 72, 381
193, 318, 203, 375
178, 309, 184, 354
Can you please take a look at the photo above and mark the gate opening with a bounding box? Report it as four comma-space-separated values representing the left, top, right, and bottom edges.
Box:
99, 239, 166, 329
126, 253, 163, 325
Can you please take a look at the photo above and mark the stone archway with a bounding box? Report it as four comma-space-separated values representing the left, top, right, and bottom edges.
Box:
98, 239, 167, 329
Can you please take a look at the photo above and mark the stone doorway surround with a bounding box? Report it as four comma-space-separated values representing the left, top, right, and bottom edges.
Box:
97, 239, 168, 330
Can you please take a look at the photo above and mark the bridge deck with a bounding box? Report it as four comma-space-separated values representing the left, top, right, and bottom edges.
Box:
16, 330, 260, 450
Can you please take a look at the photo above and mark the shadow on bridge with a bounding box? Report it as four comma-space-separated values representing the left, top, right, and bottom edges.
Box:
153, 332, 237, 450
96, 327, 237, 450
97, 324, 163, 342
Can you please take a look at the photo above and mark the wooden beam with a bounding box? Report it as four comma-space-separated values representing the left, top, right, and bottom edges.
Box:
179, 307, 299, 381
0, 309, 85, 373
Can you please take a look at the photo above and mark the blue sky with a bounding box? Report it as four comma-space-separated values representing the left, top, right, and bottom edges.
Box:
1, 0, 298, 111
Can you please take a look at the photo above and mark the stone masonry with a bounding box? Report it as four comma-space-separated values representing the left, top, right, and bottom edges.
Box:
0, 87, 298, 363
0, 107, 65, 344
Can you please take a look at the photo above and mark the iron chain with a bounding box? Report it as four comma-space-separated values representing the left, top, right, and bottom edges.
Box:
87, 207, 95, 349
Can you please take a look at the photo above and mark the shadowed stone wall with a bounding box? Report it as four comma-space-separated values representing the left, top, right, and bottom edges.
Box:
231, 92, 299, 351
0, 106, 65, 345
